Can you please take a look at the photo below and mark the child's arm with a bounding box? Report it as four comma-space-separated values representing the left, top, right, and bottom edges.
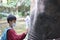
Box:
7, 29, 28, 40
7, 29, 22, 40
18, 30, 28, 40
18, 33, 26, 40
7, 29, 27, 40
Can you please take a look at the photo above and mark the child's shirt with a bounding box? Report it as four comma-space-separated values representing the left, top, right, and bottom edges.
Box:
7, 29, 26, 40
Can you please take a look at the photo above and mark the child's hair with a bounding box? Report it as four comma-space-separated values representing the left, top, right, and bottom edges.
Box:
7, 15, 16, 23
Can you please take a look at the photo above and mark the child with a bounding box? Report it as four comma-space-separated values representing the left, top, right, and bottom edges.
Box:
1, 15, 27, 40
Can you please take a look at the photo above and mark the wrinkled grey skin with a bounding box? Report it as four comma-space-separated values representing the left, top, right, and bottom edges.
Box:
28, 0, 60, 40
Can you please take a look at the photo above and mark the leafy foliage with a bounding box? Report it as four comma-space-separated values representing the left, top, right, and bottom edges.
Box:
1, 0, 30, 16
25, 0, 30, 7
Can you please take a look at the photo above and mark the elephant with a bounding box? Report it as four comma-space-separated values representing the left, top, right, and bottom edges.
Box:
28, 0, 60, 40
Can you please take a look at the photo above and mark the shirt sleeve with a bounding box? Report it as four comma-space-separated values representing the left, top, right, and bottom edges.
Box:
18, 33, 26, 40
7, 29, 26, 40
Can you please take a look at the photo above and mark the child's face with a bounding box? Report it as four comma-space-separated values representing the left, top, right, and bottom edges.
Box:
9, 20, 16, 27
